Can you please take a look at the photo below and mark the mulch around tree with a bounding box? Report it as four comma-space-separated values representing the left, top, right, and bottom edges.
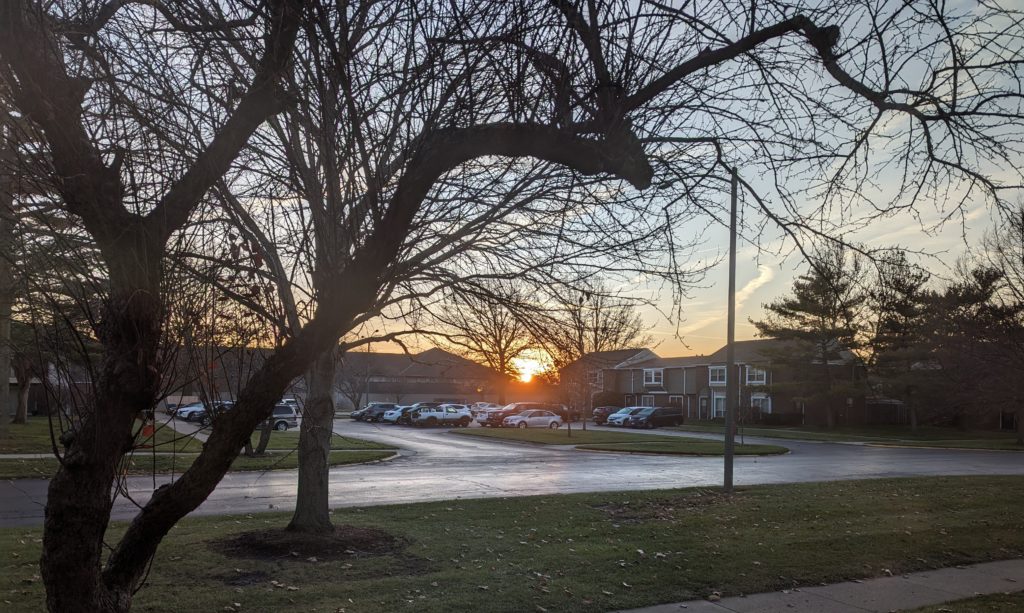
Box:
211, 525, 405, 562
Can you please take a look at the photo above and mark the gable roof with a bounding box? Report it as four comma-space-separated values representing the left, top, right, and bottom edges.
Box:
562, 348, 652, 373
623, 355, 708, 369
338, 348, 499, 380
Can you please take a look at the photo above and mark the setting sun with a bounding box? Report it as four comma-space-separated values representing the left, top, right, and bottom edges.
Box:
512, 353, 549, 383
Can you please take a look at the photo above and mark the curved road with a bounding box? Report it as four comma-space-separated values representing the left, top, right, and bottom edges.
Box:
2, 421, 1022, 526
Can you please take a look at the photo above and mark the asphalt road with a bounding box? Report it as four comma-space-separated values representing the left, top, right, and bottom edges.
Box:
2, 420, 1023, 527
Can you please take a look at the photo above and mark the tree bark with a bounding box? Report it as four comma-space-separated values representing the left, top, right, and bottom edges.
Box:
13, 368, 29, 424
288, 348, 336, 533
41, 253, 163, 613
1016, 407, 1023, 446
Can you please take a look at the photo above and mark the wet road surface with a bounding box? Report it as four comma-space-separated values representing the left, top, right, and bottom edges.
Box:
2, 420, 1022, 526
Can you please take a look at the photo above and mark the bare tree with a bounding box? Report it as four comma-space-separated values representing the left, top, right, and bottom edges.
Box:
1, 1, 1022, 611
432, 284, 535, 402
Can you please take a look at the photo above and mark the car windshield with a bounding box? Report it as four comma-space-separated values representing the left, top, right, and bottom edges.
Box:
638, 408, 656, 415
629, 408, 646, 414
613, 408, 632, 415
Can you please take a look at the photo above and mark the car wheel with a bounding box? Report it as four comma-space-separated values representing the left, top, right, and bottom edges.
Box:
426, 417, 438, 426
646, 422, 655, 429
458, 417, 470, 427
517, 422, 527, 429
199, 416, 210, 427
549, 421, 559, 429
275, 421, 288, 431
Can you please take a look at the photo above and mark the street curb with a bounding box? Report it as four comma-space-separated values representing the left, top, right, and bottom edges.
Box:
864, 443, 1024, 452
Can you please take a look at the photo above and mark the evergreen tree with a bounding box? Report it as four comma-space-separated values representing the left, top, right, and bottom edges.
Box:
752, 245, 867, 428
866, 251, 933, 430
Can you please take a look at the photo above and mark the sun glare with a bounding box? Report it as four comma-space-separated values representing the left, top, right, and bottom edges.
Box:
512, 357, 545, 383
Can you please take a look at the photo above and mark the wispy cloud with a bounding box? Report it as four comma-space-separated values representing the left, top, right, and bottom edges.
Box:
679, 265, 775, 336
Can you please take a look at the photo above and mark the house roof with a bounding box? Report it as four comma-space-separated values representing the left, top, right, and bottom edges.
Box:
608, 338, 856, 370
339, 348, 498, 380
624, 355, 708, 369
704, 338, 803, 364
562, 348, 653, 373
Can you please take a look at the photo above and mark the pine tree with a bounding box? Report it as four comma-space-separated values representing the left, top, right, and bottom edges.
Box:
867, 251, 932, 431
752, 245, 867, 428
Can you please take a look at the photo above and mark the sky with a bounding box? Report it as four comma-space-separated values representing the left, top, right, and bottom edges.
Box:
645, 197, 999, 357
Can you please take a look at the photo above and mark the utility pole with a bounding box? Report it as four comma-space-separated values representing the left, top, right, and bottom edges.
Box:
723, 166, 738, 493
0, 117, 14, 439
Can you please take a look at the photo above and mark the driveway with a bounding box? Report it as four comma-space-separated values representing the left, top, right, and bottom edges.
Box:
2, 420, 1022, 526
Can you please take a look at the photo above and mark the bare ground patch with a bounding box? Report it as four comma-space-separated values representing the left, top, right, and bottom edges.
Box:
210, 525, 405, 562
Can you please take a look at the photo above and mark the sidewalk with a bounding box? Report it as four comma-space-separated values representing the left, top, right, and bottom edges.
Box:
619, 559, 1024, 612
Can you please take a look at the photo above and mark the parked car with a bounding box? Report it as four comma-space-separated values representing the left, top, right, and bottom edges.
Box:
267, 404, 299, 430
478, 402, 537, 427
412, 404, 473, 427
191, 401, 235, 425
502, 409, 562, 429
626, 406, 684, 429
174, 402, 208, 422
591, 406, 622, 425
358, 402, 398, 422
382, 405, 418, 425
605, 407, 646, 427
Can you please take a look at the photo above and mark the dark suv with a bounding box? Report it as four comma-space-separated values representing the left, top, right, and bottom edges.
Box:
626, 406, 684, 429
591, 406, 621, 425
355, 402, 397, 422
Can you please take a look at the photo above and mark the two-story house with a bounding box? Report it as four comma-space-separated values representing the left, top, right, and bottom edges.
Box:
601, 338, 877, 426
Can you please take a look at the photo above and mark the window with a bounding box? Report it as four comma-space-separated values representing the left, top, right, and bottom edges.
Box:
746, 367, 767, 385
641, 395, 655, 407
751, 394, 771, 414
643, 369, 664, 385
587, 370, 604, 386
709, 366, 726, 385
668, 395, 683, 407
713, 394, 726, 417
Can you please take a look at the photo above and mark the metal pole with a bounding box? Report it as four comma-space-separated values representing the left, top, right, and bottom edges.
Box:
724, 166, 738, 493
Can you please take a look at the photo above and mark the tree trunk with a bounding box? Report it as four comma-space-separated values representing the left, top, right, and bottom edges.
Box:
287, 348, 336, 533
252, 419, 273, 455
13, 375, 29, 424
1016, 407, 1023, 446
41, 268, 164, 613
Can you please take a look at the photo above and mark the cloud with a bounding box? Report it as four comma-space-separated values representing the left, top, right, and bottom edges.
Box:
735, 265, 775, 309
679, 265, 775, 336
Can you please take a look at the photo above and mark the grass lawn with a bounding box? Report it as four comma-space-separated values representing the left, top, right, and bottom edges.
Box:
673, 422, 1024, 450
453, 427, 787, 455
0, 418, 203, 454
253, 430, 393, 451
0, 449, 395, 479
2, 476, 1023, 612
909, 592, 1024, 612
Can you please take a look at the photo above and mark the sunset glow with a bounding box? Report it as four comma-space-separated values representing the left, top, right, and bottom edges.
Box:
512, 356, 546, 383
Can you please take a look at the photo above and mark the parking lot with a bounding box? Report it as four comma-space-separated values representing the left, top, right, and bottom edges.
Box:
3, 416, 1024, 527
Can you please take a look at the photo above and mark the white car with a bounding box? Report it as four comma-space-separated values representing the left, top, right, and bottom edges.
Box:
382, 406, 414, 424
502, 409, 562, 429
174, 402, 206, 421
606, 407, 645, 427
412, 404, 473, 427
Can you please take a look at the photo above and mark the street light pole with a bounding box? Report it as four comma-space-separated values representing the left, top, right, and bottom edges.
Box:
724, 166, 739, 494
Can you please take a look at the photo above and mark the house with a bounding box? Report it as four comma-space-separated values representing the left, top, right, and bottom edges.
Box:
601, 339, 885, 426
335, 348, 508, 410
557, 348, 654, 409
